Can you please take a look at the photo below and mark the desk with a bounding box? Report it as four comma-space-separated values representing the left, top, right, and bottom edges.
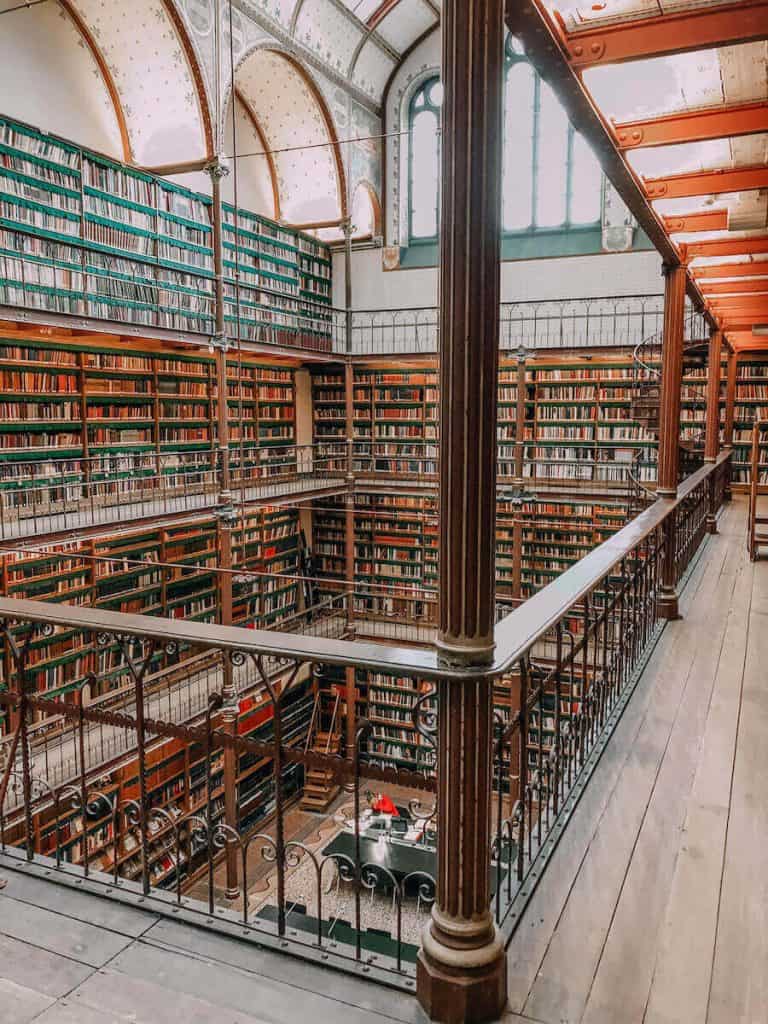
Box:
322, 831, 508, 895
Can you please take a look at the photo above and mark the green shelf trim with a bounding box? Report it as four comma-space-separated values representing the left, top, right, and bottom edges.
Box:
0, 244, 81, 274
86, 151, 155, 184
0, 276, 81, 301
158, 177, 213, 202
1, 192, 80, 222
0, 140, 80, 178
159, 209, 212, 232
83, 184, 156, 217
0, 117, 80, 156
0, 165, 81, 202
85, 212, 156, 239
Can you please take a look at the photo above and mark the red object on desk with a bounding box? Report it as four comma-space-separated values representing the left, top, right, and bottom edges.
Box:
372, 794, 399, 816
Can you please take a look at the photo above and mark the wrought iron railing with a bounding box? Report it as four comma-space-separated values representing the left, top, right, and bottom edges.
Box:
0, 452, 730, 990
332, 296, 710, 357
0, 443, 348, 540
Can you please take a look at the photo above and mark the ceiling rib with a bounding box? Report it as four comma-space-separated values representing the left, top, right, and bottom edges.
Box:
615, 101, 768, 150
555, 0, 768, 69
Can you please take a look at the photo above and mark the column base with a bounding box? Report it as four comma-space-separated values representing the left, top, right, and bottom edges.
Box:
417, 945, 507, 1024
658, 586, 680, 621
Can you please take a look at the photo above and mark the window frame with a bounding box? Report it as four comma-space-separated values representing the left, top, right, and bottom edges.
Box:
405, 42, 603, 247
504, 37, 602, 236
407, 77, 442, 247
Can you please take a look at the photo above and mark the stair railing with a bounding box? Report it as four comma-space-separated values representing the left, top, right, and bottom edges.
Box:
304, 691, 320, 754
326, 691, 341, 754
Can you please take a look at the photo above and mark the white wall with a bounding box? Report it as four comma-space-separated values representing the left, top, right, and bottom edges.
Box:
0, 3, 123, 157
334, 247, 665, 310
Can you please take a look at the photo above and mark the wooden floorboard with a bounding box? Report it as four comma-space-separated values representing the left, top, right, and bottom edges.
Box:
506, 516, 723, 1014
706, 551, 768, 1024
511, 500, 768, 1024
519, 514, 734, 1023
643, 525, 752, 1024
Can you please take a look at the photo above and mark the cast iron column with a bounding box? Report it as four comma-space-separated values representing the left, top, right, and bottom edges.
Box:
208, 160, 239, 900
705, 329, 723, 533
656, 263, 686, 620
723, 346, 737, 501
416, 2, 507, 1021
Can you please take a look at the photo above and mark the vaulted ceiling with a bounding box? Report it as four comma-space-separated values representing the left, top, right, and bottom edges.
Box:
516, 0, 768, 350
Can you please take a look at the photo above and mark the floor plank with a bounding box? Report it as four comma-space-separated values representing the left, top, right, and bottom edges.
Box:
706, 557, 768, 1023
506, 520, 724, 1013
521, 524, 735, 1023
643, 542, 752, 1023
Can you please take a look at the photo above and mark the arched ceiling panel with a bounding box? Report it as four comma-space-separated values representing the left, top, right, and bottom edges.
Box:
236, 49, 343, 224
224, 93, 278, 218
374, 0, 436, 53
351, 40, 397, 99
0, 2, 123, 157
293, 0, 363, 74
67, 0, 210, 166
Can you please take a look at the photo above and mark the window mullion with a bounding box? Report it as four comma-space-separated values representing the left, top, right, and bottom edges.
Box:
565, 125, 575, 227
531, 74, 540, 230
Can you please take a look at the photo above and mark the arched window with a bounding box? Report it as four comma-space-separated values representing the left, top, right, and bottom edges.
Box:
406, 41, 602, 243
503, 37, 602, 232
408, 78, 443, 243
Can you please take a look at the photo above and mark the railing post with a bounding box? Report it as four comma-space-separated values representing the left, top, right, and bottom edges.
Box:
416, 2, 507, 1020
656, 263, 686, 621
723, 346, 737, 502
705, 329, 723, 533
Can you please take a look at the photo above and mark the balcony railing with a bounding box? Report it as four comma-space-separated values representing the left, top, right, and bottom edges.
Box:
2, 262, 709, 359
0, 442, 349, 540
0, 452, 730, 990
331, 297, 709, 357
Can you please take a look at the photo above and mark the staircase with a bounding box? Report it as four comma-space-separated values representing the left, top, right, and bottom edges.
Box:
299, 690, 342, 812
631, 329, 708, 482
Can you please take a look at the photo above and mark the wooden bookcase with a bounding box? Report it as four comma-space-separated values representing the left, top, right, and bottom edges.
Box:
0, 336, 298, 511
0, 114, 331, 347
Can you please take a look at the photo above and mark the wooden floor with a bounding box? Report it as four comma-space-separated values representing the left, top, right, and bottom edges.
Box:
508, 496, 767, 1024
0, 496, 765, 1023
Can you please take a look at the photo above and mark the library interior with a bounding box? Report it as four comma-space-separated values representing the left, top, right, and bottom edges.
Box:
0, 1, 766, 1022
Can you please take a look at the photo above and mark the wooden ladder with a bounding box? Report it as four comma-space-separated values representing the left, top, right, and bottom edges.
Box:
748, 420, 768, 561
299, 691, 342, 812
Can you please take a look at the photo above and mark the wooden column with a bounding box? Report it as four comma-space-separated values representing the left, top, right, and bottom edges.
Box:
416, 1, 507, 1020
723, 346, 738, 501
705, 329, 723, 533
704, 330, 723, 463
656, 264, 686, 621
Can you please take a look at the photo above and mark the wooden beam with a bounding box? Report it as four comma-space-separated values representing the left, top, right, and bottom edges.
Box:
558, 1, 768, 69
645, 165, 768, 200
664, 210, 729, 234
687, 236, 768, 259
708, 296, 768, 312
615, 101, 768, 150
693, 261, 768, 280
702, 279, 768, 295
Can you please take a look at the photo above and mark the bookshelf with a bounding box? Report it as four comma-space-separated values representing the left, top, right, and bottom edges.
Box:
0, 506, 301, 709
0, 114, 331, 348
312, 355, 665, 487
731, 356, 768, 489
0, 336, 297, 506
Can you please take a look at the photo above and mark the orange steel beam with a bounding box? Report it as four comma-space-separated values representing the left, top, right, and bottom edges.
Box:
557, 1, 768, 69
687, 236, 768, 259
707, 296, 768, 311
507, 2, 717, 332
615, 101, 768, 150
645, 165, 768, 200
693, 261, 768, 279
664, 210, 729, 233
702, 279, 768, 295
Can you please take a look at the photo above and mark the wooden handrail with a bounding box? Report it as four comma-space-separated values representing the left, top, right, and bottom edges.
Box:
0, 453, 730, 685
